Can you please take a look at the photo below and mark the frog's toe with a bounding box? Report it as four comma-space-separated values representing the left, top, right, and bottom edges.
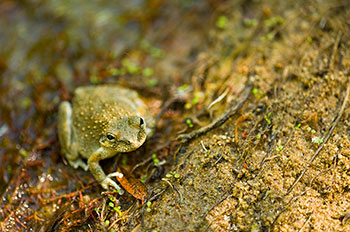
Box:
69, 159, 89, 171
101, 177, 124, 195
106, 171, 124, 179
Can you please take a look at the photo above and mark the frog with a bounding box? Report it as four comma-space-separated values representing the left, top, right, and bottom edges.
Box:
58, 85, 154, 194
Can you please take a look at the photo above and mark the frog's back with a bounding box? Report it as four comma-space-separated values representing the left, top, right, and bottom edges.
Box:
72, 85, 142, 157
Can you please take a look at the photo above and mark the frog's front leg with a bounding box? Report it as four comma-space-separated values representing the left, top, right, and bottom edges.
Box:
58, 101, 88, 171
87, 148, 124, 194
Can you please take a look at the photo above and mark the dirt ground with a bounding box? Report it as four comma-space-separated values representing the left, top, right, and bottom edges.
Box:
0, 0, 349, 231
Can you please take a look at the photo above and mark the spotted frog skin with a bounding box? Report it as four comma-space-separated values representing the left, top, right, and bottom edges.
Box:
58, 85, 154, 194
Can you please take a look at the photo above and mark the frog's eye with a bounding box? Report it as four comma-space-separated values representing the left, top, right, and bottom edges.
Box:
107, 134, 115, 141
139, 118, 144, 127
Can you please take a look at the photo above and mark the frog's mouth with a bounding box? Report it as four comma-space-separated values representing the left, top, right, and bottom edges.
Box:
99, 116, 147, 152
116, 137, 146, 152
99, 133, 146, 151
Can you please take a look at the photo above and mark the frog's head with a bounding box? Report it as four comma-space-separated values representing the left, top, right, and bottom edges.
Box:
99, 116, 147, 152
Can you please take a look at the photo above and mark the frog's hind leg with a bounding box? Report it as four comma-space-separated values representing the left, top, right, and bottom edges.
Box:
58, 101, 73, 154
58, 101, 88, 171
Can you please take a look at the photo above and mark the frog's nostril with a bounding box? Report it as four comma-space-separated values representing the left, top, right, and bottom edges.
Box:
140, 118, 144, 127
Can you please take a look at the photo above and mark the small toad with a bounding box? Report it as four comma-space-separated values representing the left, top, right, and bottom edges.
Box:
58, 85, 154, 194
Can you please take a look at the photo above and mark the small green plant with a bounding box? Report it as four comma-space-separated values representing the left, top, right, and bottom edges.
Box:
19, 148, 29, 157
6, 165, 12, 173
306, 36, 312, 44
243, 18, 258, 27
152, 153, 159, 165
140, 39, 165, 58
90, 75, 100, 84
177, 83, 189, 92
146, 78, 158, 87
114, 206, 122, 216
165, 173, 173, 178
186, 118, 194, 128
264, 16, 284, 27
191, 91, 204, 106
146, 201, 152, 212
165, 171, 181, 179
121, 58, 140, 74
266, 190, 271, 197
142, 67, 153, 77
140, 39, 151, 50
276, 145, 283, 152
264, 112, 272, 125
312, 137, 323, 144
216, 15, 228, 29
260, 32, 275, 42
141, 174, 147, 183
150, 47, 165, 58
252, 88, 264, 99
108, 68, 120, 76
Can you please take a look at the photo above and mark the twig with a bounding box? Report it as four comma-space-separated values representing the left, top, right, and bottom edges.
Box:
130, 156, 153, 174
214, 153, 223, 165
329, 31, 342, 71
161, 178, 183, 204
147, 189, 167, 202
271, 150, 338, 229
301, 112, 318, 129
200, 140, 208, 152
207, 88, 230, 110
131, 141, 171, 173
154, 96, 180, 123
297, 213, 312, 232
177, 85, 252, 143
286, 83, 350, 195
203, 188, 233, 232
341, 213, 350, 225
260, 133, 292, 169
